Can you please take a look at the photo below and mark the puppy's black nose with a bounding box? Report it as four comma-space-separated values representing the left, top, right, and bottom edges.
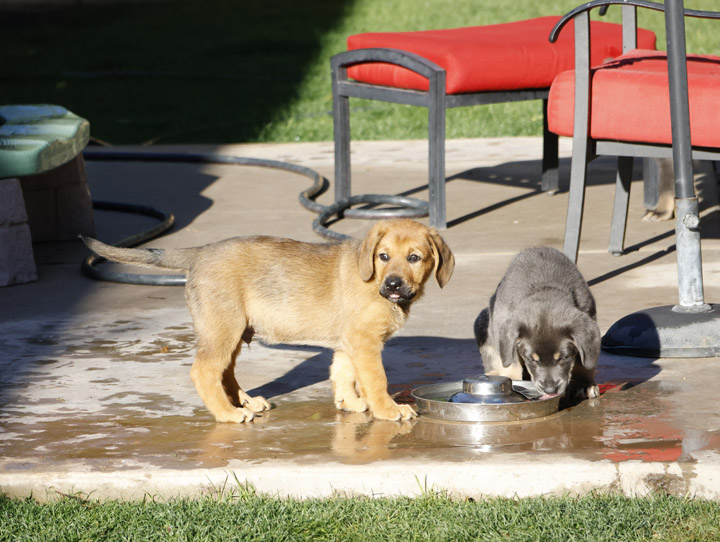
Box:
384, 276, 403, 292
540, 380, 560, 395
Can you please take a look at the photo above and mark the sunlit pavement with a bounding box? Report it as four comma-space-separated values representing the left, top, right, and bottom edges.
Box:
1, 137, 719, 500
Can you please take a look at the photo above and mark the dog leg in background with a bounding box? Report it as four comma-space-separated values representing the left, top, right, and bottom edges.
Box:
643, 158, 675, 221
330, 351, 368, 413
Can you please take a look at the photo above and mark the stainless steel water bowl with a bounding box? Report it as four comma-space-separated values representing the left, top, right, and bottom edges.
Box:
412, 375, 560, 422
448, 374, 527, 404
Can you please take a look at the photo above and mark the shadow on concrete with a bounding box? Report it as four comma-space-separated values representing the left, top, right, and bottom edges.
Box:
248, 335, 662, 402
248, 336, 481, 400
448, 154, 639, 189
247, 345, 333, 399
85, 159, 218, 236
379, 156, 639, 229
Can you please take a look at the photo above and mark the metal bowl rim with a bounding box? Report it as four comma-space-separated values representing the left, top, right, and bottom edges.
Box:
411, 380, 560, 422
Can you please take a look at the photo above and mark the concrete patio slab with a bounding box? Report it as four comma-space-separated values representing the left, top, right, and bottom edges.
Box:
1, 137, 719, 501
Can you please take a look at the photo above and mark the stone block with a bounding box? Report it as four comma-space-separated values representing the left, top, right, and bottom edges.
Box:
20, 188, 57, 243
0, 177, 37, 286
57, 181, 95, 240
0, 178, 29, 225
0, 224, 38, 286
20, 154, 96, 242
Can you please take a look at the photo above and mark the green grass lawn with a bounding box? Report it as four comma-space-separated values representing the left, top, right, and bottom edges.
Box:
2, 492, 720, 541
0, 0, 717, 145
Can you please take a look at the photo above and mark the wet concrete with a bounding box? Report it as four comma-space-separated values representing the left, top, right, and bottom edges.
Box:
1, 138, 719, 500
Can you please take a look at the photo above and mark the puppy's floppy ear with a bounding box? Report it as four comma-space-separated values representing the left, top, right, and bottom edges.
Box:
428, 229, 455, 288
358, 222, 385, 282
498, 324, 522, 368
570, 313, 601, 370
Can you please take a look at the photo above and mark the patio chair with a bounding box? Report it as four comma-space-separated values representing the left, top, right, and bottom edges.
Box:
331, 14, 656, 229
547, 1, 720, 263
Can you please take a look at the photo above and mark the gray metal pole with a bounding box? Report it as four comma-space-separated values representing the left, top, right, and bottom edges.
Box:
602, 0, 719, 357
665, 0, 710, 313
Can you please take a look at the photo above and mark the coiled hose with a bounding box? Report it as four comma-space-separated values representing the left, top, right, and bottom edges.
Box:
81, 150, 429, 286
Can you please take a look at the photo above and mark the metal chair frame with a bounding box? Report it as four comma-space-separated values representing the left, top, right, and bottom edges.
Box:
550, 1, 720, 264
331, 48, 558, 230
553, 0, 720, 357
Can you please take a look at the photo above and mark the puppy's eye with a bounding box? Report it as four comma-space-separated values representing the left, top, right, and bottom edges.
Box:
407, 254, 421, 263
378, 253, 389, 262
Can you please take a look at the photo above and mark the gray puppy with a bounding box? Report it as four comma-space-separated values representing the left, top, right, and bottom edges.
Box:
474, 246, 600, 398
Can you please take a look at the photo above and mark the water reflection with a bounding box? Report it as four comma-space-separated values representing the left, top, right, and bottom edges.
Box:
1, 379, 719, 472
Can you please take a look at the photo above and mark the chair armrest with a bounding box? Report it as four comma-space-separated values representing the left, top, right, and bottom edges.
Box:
331, 48, 444, 81
550, 0, 720, 43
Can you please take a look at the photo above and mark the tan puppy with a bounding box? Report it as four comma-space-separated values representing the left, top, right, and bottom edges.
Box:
82, 219, 454, 423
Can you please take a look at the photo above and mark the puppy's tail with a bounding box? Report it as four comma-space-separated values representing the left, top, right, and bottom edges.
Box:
81, 236, 197, 271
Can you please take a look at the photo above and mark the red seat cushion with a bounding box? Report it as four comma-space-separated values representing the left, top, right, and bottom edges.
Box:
548, 49, 720, 147
346, 17, 656, 94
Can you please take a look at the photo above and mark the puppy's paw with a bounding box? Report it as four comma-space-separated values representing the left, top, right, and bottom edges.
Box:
371, 402, 417, 421
642, 209, 674, 222
571, 384, 600, 399
335, 396, 368, 413
396, 404, 417, 421
214, 407, 256, 424
242, 395, 271, 413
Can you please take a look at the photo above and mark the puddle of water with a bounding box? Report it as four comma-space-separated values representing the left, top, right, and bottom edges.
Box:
2, 313, 719, 471
3, 381, 718, 471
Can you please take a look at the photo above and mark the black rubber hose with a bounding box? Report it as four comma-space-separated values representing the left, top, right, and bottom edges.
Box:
80, 200, 183, 286
81, 149, 429, 285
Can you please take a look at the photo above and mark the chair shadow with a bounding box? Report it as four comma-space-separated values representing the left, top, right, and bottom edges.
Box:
379, 155, 636, 228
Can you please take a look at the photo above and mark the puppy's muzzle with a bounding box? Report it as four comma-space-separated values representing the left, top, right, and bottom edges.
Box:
380, 275, 415, 303
537, 378, 567, 397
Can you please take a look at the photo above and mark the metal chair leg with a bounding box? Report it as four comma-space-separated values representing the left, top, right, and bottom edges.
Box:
562, 137, 591, 263
609, 155, 633, 255
332, 65, 351, 203
563, 10, 592, 264
541, 99, 560, 194
427, 71, 447, 230
642, 157, 660, 210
